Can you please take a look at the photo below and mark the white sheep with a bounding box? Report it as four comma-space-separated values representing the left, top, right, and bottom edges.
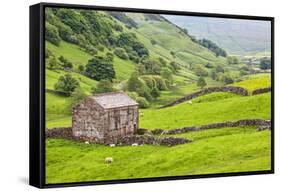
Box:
105, 157, 113, 164
132, 143, 139, 146
140, 112, 144, 117
188, 101, 193, 105
109, 144, 116, 147
85, 141, 89, 144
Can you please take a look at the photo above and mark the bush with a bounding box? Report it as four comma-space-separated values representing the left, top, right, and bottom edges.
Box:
151, 39, 157, 45
114, 48, 128, 60
197, 77, 207, 89
136, 97, 149, 108
92, 79, 116, 94
227, 56, 239, 65
54, 74, 80, 94
47, 56, 60, 70
153, 76, 168, 90
45, 22, 61, 46
160, 67, 173, 85
85, 56, 116, 81
221, 74, 234, 84
78, 65, 84, 72
150, 87, 160, 99
58, 56, 73, 69
70, 88, 86, 107
260, 58, 271, 70
45, 48, 53, 59
140, 76, 156, 89
215, 65, 225, 73
195, 65, 208, 77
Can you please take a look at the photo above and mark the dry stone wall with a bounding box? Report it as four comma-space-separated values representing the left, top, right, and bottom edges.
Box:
151, 119, 271, 135
252, 87, 271, 95
161, 86, 249, 108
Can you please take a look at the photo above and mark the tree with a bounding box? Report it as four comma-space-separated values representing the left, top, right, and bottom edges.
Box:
45, 22, 61, 46
70, 88, 86, 107
221, 74, 234, 84
47, 57, 59, 70
92, 80, 116, 94
210, 69, 217, 80
150, 87, 160, 99
58, 56, 73, 69
78, 65, 84, 72
85, 56, 116, 81
195, 65, 208, 77
114, 48, 128, 60
197, 77, 207, 89
160, 67, 173, 85
260, 58, 271, 70
227, 56, 239, 65
215, 65, 225, 73
54, 74, 80, 94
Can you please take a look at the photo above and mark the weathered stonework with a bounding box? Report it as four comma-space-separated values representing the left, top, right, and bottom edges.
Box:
151, 119, 271, 135
161, 86, 249, 108
72, 92, 139, 143
252, 87, 271, 95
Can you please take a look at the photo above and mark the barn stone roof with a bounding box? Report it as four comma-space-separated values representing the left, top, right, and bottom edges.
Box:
90, 92, 138, 109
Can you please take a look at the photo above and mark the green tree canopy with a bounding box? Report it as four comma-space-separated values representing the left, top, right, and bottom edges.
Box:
85, 56, 115, 81
197, 77, 207, 89
92, 79, 116, 94
54, 74, 80, 94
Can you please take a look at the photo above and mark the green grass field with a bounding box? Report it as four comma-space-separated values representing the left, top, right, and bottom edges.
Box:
46, 126, 271, 183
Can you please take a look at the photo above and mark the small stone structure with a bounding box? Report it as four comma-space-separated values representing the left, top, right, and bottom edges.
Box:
72, 92, 139, 143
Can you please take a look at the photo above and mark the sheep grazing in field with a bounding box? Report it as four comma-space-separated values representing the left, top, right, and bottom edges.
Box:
188, 101, 193, 105
85, 141, 89, 144
105, 157, 113, 164
140, 112, 144, 117
132, 143, 139, 146
109, 144, 115, 147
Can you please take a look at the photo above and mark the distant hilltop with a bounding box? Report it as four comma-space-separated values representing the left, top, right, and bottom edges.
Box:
163, 15, 271, 56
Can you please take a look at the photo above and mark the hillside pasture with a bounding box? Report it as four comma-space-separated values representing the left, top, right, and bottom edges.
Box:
46, 126, 271, 183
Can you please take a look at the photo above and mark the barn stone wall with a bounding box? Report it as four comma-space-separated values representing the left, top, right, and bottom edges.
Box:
105, 105, 138, 139
72, 98, 107, 142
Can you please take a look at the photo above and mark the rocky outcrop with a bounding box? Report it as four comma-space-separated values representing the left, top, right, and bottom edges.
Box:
161, 86, 249, 108
151, 119, 271, 135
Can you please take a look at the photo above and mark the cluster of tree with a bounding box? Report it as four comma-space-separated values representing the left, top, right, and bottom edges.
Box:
47, 8, 153, 66
227, 56, 240, 65
210, 67, 234, 85
259, 57, 271, 70
54, 73, 80, 94
108, 12, 138, 28
191, 37, 227, 57
46, 50, 74, 71
85, 55, 116, 81
195, 65, 209, 77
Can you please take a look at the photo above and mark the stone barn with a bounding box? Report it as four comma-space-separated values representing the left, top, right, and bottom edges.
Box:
72, 92, 139, 143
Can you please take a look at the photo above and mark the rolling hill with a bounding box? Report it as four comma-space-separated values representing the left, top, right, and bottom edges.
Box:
163, 15, 271, 56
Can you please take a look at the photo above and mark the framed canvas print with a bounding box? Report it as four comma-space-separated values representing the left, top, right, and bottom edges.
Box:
30, 2, 274, 188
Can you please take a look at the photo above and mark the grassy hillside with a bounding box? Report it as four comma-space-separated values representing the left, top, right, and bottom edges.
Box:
163, 15, 271, 56
46, 127, 270, 183
232, 74, 271, 93
140, 93, 270, 130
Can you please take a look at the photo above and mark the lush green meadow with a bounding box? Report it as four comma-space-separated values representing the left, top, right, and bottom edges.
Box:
46, 126, 271, 183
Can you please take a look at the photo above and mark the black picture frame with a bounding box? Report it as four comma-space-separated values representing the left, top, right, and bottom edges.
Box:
30, 2, 275, 188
